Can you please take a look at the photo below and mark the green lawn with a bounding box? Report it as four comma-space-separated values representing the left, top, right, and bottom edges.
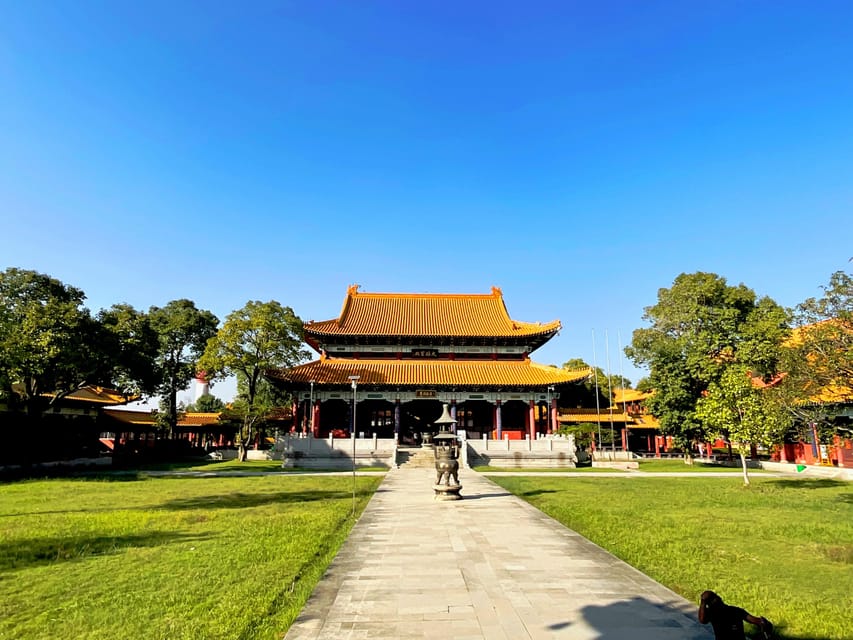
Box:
473, 459, 759, 473
636, 458, 769, 472
0, 473, 383, 640
471, 464, 623, 472
488, 475, 853, 640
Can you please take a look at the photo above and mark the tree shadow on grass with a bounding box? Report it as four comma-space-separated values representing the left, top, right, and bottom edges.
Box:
156, 489, 362, 511
767, 478, 848, 490
0, 530, 209, 573
519, 489, 558, 497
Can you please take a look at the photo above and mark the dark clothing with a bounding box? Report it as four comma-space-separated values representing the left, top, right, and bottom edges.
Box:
707, 604, 749, 640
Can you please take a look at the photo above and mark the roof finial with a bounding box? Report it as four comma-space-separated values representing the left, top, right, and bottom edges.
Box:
491, 286, 502, 297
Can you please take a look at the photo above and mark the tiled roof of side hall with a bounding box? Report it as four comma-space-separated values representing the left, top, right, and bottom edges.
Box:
304, 285, 561, 339
11, 383, 134, 405
268, 358, 590, 387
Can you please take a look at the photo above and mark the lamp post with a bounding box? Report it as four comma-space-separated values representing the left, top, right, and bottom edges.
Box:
547, 385, 554, 434
349, 375, 360, 515
308, 379, 315, 438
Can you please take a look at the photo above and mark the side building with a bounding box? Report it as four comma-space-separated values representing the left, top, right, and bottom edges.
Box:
267, 286, 590, 442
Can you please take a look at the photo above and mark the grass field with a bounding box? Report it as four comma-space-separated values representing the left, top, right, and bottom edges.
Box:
130, 459, 389, 474
473, 459, 766, 473
0, 473, 383, 640
488, 475, 853, 640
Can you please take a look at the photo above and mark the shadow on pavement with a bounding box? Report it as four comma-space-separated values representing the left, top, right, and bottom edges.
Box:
547, 596, 713, 640
545, 596, 829, 640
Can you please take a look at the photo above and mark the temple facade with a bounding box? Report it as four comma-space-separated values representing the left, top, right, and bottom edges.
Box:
267, 286, 590, 442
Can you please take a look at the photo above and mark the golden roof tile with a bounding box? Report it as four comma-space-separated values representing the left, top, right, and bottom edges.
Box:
558, 409, 632, 424
305, 286, 561, 339
612, 388, 653, 403
12, 384, 134, 405
269, 358, 590, 388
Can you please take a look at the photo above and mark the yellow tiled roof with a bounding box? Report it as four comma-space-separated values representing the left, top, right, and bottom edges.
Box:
612, 388, 653, 403
180, 412, 222, 427
557, 408, 661, 429
269, 358, 590, 387
12, 384, 133, 405
305, 285, 561, 339
558, 409, 632, 424
628, 414, 661, 429
103, 409, 157, 425
808, 384, 853, 404
104, 409, 222, 427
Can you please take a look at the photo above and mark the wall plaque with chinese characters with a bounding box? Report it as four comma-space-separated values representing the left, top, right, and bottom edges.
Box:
416, 390, 437, 398
411, 348, 439, 358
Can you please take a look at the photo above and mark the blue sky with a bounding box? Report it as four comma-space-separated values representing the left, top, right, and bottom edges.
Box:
1, 2, 852, 401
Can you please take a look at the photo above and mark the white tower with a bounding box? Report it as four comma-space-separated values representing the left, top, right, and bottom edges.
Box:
194, 371, 210, 402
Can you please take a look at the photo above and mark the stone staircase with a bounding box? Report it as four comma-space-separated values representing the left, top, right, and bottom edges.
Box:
396, 446, 436, 468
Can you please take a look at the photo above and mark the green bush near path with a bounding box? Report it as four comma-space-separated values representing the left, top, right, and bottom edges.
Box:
0, 474, 382, 640
489, 475, 853, 640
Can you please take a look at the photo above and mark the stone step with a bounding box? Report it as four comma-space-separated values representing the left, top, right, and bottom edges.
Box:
396, 448, 437, 468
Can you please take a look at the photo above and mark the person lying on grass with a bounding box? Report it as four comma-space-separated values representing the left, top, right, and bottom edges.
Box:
699, 590, 773, 639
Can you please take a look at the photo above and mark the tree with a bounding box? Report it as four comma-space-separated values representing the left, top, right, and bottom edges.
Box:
696, 364, 790, 485
789, 270, 852, 393
199, 300, 308, 461
635, 377, 654, 393
185, 394, 226, 413
0, 269, 116, 419
96, 303, 160, 399
149, 300, 219, 436
560, 358, 630, 406
778, 269, 853, 449
626, 272, 788, 457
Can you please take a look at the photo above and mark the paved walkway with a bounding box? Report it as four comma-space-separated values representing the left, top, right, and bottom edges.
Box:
284, 468, 714, 640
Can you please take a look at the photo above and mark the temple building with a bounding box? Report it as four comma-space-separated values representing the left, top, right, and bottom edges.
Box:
266, 286, 590, 442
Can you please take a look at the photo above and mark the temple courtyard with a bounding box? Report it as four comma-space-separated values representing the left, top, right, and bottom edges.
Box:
284, 468, 713, 640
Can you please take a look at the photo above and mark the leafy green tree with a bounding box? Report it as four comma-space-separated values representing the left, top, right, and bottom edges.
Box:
696, 364, 790, 485
149, 300, 219, 436
185, 394, 225, 413
777, 269, 852, 449
626, 272, 788, 456
0, 269, 143, 423
635, 377, 654, 393
199, 300, 307, 461
96, 303, 160, 398
560, 358, 630, 406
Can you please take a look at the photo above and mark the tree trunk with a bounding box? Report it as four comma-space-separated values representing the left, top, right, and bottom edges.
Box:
237, 441, 248, 462
740, 452, 750, 486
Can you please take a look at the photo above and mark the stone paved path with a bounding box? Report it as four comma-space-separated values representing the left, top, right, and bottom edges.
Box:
284, 468, 714, 640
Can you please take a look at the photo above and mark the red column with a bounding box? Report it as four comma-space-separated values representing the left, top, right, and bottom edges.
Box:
312, 400, 321, 438
528, 400, 536, 440
550, 398, 558, 435
622, 428, 628, 452
495, 400, 502, 439
654, 436, 661, 458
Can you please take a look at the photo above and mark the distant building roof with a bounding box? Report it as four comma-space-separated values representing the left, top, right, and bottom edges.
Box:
304, 285, 561, 343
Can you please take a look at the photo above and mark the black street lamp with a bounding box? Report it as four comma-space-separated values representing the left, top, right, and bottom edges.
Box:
349, 375, 360, 515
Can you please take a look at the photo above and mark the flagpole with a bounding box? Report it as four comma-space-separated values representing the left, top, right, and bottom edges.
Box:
618, 329, 628, 455
606, 329, 615, 457
592, 329, 603, 459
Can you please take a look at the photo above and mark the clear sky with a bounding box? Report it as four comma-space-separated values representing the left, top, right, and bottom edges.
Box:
1, 2, 851, 402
